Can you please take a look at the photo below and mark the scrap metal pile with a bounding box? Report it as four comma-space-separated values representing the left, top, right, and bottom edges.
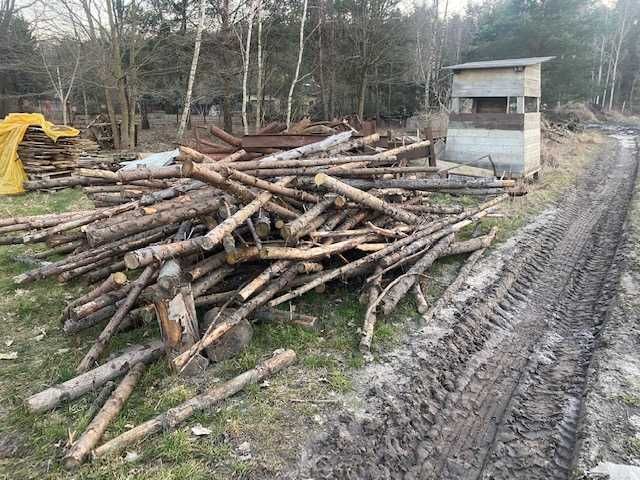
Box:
4, 131, 517, 467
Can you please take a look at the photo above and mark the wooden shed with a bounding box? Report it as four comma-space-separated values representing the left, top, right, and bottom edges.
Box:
443, 56, 554, 177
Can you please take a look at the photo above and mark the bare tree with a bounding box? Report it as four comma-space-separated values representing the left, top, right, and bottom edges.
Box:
608, 0, 630, 111
241, 0, 259, 135
178, 0, 206, 140
40, 45, 80, 125
286, 0, 308, 128
255, 0, 264, 130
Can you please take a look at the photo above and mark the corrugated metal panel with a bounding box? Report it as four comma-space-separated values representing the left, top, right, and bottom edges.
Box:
445, 56, 555, 70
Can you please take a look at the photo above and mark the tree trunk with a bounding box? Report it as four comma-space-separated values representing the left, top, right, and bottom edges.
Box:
286, 0, 309, 128
241, 0, 258, 135
255, 0, 264, 130
221, 0, 233, 133
357, 68, 367, 120
178, 0, 206, 141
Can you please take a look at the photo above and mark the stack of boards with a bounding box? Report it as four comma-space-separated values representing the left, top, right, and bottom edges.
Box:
18, 126, 101, 182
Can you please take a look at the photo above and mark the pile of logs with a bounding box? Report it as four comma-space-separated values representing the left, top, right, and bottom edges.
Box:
10, 132, 517, 466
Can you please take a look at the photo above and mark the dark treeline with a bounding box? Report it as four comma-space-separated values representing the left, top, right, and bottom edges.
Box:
1, 0, 638, 145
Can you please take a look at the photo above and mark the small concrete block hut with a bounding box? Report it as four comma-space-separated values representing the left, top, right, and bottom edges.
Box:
443, 56, 554, 177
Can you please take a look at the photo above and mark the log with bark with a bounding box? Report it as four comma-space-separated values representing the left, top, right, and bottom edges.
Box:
25, 341, 163, 413
93, 349, 296, 458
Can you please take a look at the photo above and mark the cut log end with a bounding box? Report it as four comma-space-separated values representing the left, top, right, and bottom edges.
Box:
112, 272, 128, 286
314, 173, 329, 186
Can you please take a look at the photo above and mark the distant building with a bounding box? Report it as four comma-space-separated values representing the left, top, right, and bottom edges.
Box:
443, 56, 555, 177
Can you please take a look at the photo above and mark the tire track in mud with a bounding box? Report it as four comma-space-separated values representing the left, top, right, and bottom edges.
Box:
297, 131, 640, 480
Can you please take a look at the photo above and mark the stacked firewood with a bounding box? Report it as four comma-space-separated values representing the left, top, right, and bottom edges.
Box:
9, 132, 517, 466
17, 127, 100, 181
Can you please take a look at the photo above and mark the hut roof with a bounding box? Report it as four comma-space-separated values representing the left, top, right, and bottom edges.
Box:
444, 56, 555, 71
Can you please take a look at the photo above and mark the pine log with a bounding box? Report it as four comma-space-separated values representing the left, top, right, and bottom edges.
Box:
257, 235, 375, 261
194, 290, 236, 307
192, 265, 235, 297
244, 165, 437, 177
254, 210, 271, 238
359, 265, 383, 354
124, 177, 295, 269
23, 176, 112, 190
22, 202, 139, 244
57, 256, 115, 283
315, 173, 420, 225
0, 211, 94, 229
441, 227, 498, 257
14, 224, 178, 284
380, 234, 454, 315
219, 167, 320, 204
70, 284, 133, 321
226, 154, 390, 171
84, 196, 221, 247
209, 125, 243, 147
309, 225, 413, 239
185, 252, 226, 282
77, 265, 157, 373
24, 341, 163, 413
206, 307, 318, 330
63, 363, 146, 469
268, 217, 471, 307
413, 283, 429, 314
219, 149, 249, 163
423, 228, 497, 323
180, 154, 298, 220
236, 260, 292, 301
85, 261, 127, 284
280, 197, 334, 241
64, 272, 128, 316
402, 204, 464, 214
338, 178, 515, 191
85, 381, 116, 420
64, 302, 157, 335
324, 133, 380, 156
93, 350, 296, 458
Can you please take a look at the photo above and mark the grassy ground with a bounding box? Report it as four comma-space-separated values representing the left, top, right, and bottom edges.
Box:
0, 130, 609, 479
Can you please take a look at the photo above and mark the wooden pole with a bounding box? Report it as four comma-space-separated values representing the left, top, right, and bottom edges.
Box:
63, 363, 146, 469
315, 173, 420, 225
94, 350, 296, 458
25, 341, 163, 413
76, 265, 157, 373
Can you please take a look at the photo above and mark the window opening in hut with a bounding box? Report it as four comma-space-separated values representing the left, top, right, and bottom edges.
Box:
474, 97, 508, 113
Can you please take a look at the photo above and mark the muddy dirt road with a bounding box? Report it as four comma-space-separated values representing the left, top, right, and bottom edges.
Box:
294, 129, 640, 480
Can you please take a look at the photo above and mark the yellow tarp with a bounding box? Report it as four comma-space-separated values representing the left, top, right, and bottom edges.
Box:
0, 113, 80, 195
